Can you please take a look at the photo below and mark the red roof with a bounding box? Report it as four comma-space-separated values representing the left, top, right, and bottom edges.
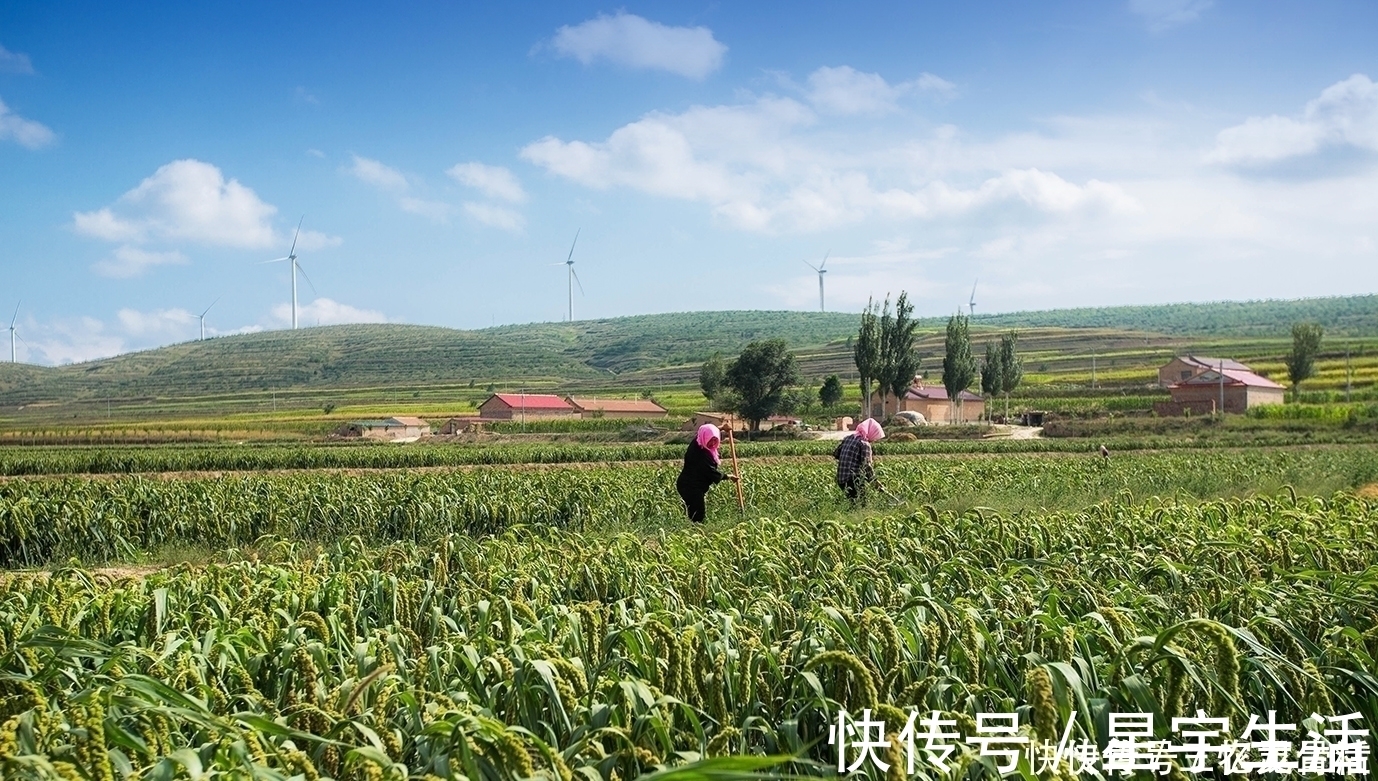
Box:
566, 397, 667, 414
904, 384, 983, 402
487, 393, 573, 410
1174, 369, 1284, 390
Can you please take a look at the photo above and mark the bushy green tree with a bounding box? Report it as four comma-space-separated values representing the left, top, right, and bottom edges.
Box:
883, 292, 921, 402
1286, 322, 1324, 401
981, 342, 1002, 397
700, 352, 726, 400
726, 339, 800, 431
819, 374, 844, 408
942, 313, 977, 424
853, 299, 881, 419
997, 330, 1023, 420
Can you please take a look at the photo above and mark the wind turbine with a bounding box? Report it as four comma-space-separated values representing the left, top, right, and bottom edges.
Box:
968, 279, 978, 317
550, 229, 584, 322
262, 217, 309, 330
7, 302, 21, 363
196, 297, 220, 341
804, 251, 830, 312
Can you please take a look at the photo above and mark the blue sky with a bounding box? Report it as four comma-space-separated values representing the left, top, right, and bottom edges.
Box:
1, 1, 1376, 364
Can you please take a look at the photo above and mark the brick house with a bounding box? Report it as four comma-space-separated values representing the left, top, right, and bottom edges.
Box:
477, 393, 576, 420
1154, 368, 1286, 415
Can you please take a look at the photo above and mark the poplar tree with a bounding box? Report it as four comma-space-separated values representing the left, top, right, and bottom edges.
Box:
942, 313, 977, 424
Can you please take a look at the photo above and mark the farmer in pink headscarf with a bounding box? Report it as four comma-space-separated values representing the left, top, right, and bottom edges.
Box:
834, 418, 885, 505
676, 422, 739, 524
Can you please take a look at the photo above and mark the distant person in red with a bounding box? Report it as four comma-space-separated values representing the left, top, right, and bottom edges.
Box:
834, 418, 885, 505
676, 423, 738, 524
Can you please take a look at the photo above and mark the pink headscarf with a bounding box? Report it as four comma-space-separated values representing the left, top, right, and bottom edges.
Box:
855, 418, 885, 443
695, 423, 722, 464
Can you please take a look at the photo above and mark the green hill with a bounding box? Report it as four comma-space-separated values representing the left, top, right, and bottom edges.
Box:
0, 296, 1373, 407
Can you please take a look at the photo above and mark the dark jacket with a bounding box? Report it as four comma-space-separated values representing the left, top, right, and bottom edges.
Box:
833, 434, 875, 487
676, 441, 727, 495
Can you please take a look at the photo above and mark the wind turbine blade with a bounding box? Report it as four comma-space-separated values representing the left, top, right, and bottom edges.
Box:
9, 301, 19, 328
14, 331, 27, 347
970, 279, 978, 303
260, 257, 291, 264
566, 228, 580, 263
201, 296, 220, 317
572, 268, 585, 296
288, 216, 304, 256
296, 263, 318, 296
803, 260, 819, 272
819, 250, 830, 270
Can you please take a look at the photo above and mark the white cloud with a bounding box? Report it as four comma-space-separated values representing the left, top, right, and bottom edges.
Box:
806, 66, 955, 115
307, 148, 326, 158
0, 96, 55, 149
15, 316, 124, 365
92, 246, 189, 278
399, 197, 452, 221
290, 230, 343, 253
0, 45, 34, 74
550, 12, 726, 80
116, 307, 196, 338
462, 202, 524, 231
72, 159, 332, 251
346, 155, 457, 223
1128, 0, 1213, 30
1206, 74, 1378, 166
522, 95, 1135, 233
272, 297, 386, 327
347, 154, 409, 191
447, 162, 527, 202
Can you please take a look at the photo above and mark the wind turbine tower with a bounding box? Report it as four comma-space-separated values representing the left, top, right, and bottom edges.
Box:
553, 229, 584, 322
263, 217, 307, 330
7, 302, 19, 363
197, 297, 219, 341
804, 251, 830, 312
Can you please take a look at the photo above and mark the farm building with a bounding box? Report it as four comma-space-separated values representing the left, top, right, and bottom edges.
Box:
871, 382, 985, 424
681, 412, 744, 432
681, 412, 799, 432
338, 416, 431, 441
439, 416, 483, 435
1158, 356, 1252, 387
565, 397, 668, 419
1155, 368, 1286, 415
478, 393, 577, 420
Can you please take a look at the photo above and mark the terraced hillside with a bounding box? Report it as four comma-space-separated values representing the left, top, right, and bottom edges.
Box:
1, 297, 1375, 411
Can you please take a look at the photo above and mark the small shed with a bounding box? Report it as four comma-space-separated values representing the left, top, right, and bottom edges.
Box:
682, 412, 745, 432
339, 416, 431, 441
439, 416, 483, 435
565, 397, 668, 419
478, 393, 576, 420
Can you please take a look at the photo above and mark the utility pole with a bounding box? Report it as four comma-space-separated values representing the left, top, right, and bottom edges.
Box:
1218, 359, 1225, 416
1091, 353, 1096, 389
1346, 346, 1353, 403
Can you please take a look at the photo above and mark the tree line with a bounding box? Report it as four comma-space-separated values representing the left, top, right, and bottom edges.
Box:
700, 291, 1025, 428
